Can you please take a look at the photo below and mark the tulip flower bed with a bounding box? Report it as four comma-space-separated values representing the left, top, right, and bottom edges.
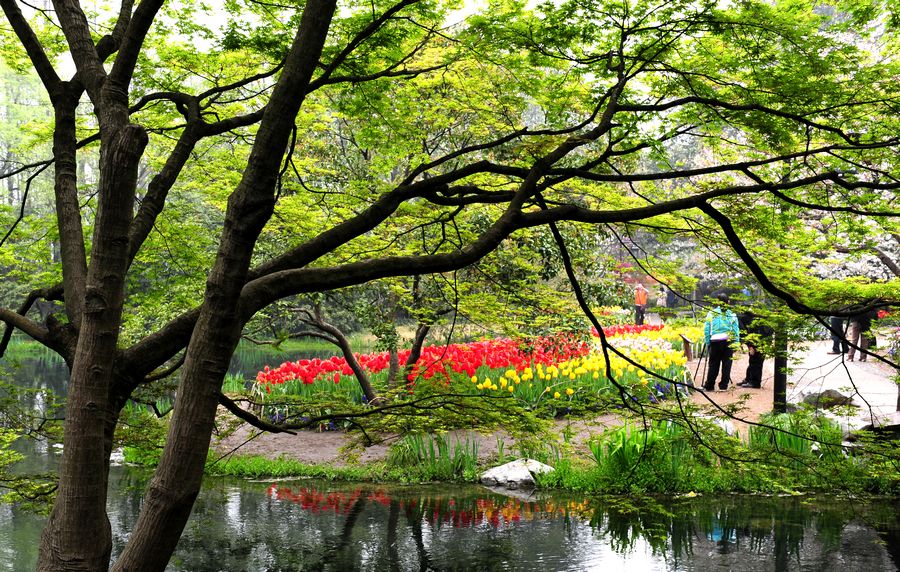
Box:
251, 324, 697, 424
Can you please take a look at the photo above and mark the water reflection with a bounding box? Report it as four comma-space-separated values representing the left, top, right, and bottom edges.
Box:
255, 484, 898, 571
4, 340, 347, 399
228, 341, 363, 381
1, 470, 898, 571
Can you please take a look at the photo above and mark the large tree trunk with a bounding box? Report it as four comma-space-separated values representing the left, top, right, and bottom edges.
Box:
38, 123, 148, 571
110, 3, 336, 569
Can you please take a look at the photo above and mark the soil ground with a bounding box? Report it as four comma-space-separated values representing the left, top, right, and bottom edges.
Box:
213, 335, 897, 466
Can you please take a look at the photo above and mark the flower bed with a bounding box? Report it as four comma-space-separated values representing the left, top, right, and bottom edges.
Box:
251, 325, 695, 418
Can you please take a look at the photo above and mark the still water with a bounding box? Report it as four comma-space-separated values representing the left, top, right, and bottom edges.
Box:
1, 345, 898, 571
2, 466, 898, 571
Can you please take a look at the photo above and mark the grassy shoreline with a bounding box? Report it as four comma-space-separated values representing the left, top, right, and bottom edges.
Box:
119, 417, 900, 497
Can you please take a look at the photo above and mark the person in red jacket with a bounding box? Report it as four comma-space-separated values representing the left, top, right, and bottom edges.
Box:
634, 283, 649, 325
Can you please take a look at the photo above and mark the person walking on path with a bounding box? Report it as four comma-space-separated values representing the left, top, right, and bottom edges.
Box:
634, 283, 649, 325
737, 311, 773, 388
828, 316, 849, 354
847, 309, 877, 362
703, 292, 740, 391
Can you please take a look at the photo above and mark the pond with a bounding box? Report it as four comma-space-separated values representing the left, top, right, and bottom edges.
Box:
2, 344, 899, 571
1, 462, 898, 571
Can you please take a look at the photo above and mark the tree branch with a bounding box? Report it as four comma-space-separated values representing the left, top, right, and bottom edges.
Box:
217, 393, 297, 435
52, 0, 107, 101
309, 0, 421, 89
618, 95, 890, 144
95, 0, 135, 60
0, 307, 50, 346
142, 354, 186, 383
107, 0, 164, 93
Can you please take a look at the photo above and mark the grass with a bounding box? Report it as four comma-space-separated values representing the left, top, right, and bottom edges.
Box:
205, 454, 388, 481
222, 373, 249, 394
114, 405, 898, 497
748, 412, 845, 467
386, 433, 481, 481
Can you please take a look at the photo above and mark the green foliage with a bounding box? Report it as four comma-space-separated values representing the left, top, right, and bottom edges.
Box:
748, 412, 845, 468
0, 429, 56, 511
586, 420, 707, 494
537, 411, 900, 496
221, 373, 248, 394
386, 433, 480, 482
117, 408, 169, 467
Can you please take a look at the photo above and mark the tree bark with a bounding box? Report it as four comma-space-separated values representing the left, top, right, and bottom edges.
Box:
38, 124, 148, 571
51, 87, 87, 328
110, 2, 336, 569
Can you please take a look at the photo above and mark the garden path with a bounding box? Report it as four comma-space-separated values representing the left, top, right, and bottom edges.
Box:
687, 338, 897, 438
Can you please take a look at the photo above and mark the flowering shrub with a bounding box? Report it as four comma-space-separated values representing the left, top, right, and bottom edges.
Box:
886, 327, 900, 361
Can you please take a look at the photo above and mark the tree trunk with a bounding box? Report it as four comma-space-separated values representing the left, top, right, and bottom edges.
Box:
38, 123, 148, 571
110, 3, 335, 569
305, 312, 379, 404
772, 332, 788, 414
402, 322, 431, 382
387, 347, 401, 387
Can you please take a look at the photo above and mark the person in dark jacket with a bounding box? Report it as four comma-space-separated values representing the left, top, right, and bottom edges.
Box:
737, 311, 773, 388
847, 309, 878, 362
827, 316, 849, 354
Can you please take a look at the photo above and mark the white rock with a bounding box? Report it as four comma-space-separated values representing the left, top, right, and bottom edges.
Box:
480, 458, 554, 490
711, 418, 737, 436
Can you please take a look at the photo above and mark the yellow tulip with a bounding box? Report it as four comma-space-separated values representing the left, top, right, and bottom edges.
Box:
553, 391, 561, 399
566, 388, 574, 396
471, 375, 478, 384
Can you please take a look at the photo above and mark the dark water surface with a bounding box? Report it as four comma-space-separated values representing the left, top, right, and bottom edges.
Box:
2, 467, 898, 571
1, 346, 899, 571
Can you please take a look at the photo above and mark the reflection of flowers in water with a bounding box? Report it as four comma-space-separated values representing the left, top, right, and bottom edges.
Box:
266, 484, 592, 528
266, 485, 883, 564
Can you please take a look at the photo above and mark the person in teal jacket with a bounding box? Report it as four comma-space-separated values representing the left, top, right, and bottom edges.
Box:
703, 292, 740, 391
